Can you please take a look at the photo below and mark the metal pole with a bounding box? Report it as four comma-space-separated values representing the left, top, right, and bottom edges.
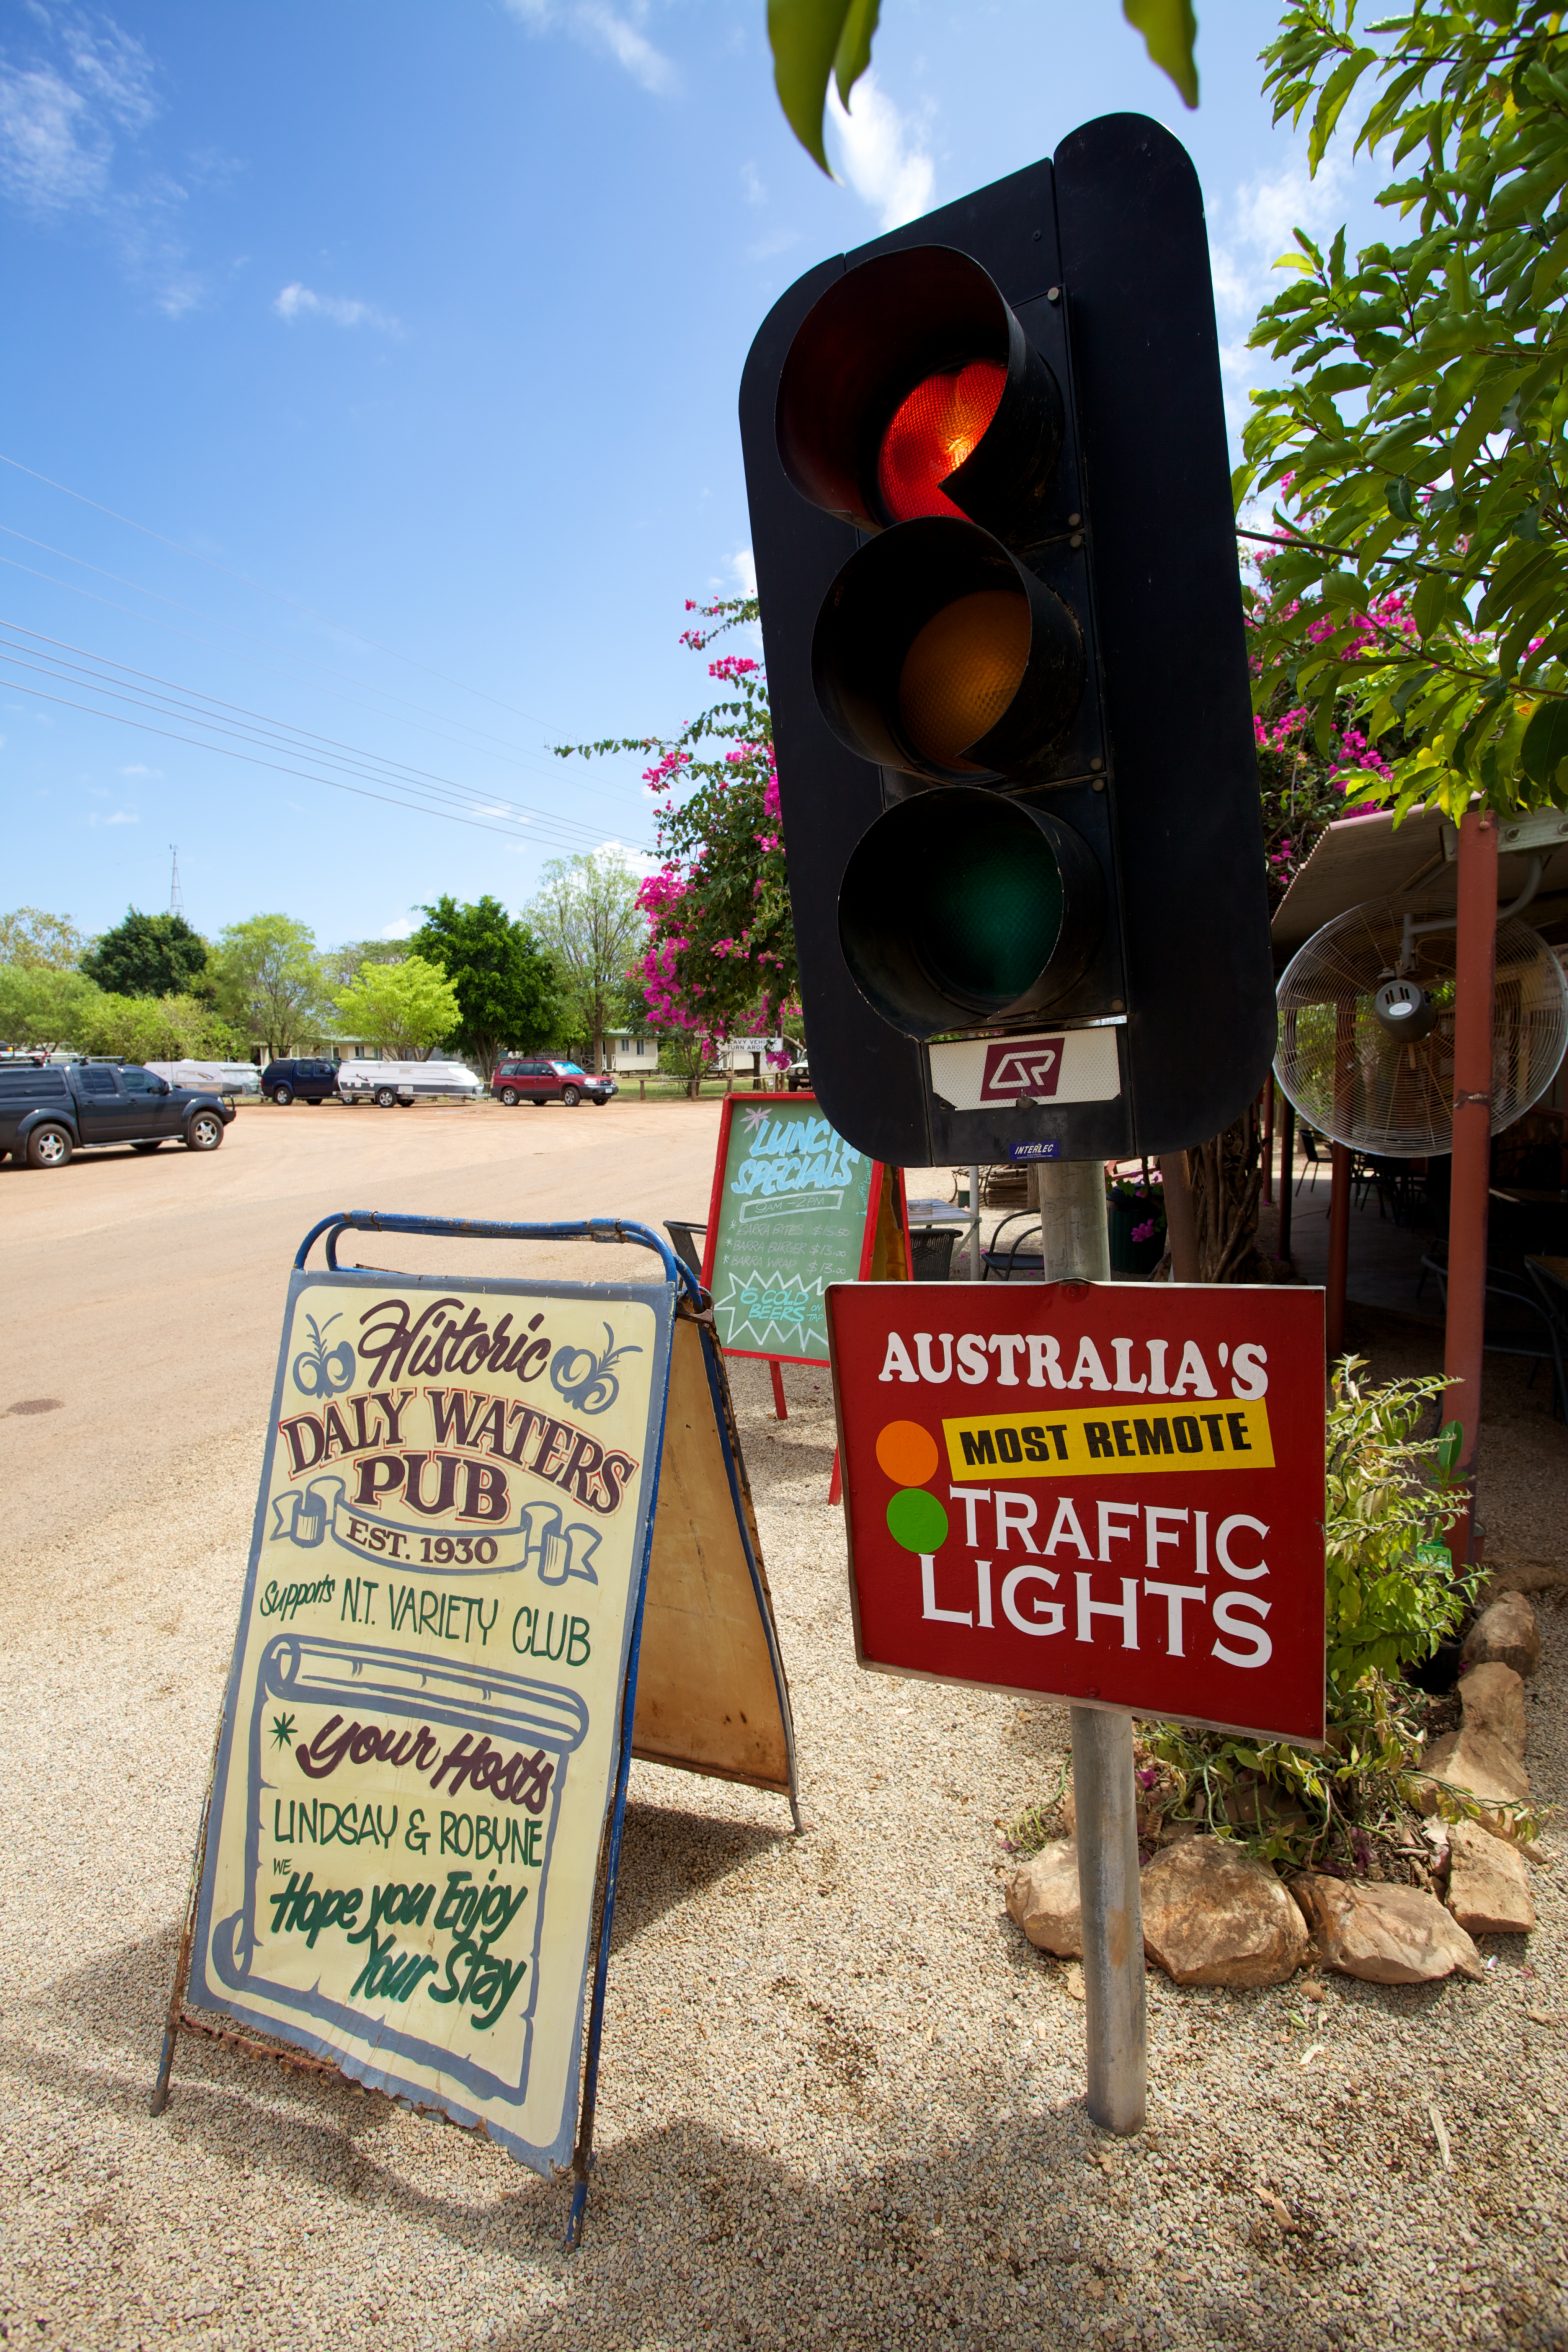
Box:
1157, 1150, 1200, 1283
1444, 809, 1500, 1566
1260, 1082, 1275, 1208
1326, 1141, 1352, 1361
1277, 1097, 1295, 1264
1031, 1158, 1146, 2135
968, 1162, 983, 1278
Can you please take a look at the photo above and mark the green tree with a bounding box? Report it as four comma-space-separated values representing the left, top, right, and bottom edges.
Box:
767, 1, 1200, 176
656, 1028, 714, 1099
0, 964, 101, 1047
1240, 0, 1568, 818
528, 851, 644, 1074
333, 956, 460, 1058
409, 896, 559, 1076
556, 598, 797, 1057
0, 907, 85, 971
212, 915, 328, 1059
322, 936, 414, 988
77, 992, 239, 1063
81, 908, 209, 998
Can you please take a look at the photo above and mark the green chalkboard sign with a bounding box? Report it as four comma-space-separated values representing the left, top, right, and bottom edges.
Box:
700, 1093, 907, 1365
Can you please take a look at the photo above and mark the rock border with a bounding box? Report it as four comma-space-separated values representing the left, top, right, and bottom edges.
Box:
1003, 1598, 1542, 1989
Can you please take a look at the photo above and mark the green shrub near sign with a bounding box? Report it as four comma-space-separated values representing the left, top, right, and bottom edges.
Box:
1135, 1364, 1521, 1873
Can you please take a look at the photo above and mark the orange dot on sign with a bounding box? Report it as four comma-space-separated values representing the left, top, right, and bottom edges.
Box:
875, 1419, 940, 1486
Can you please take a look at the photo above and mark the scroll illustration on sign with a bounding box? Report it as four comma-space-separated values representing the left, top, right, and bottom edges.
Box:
154, 1212, 799, 2245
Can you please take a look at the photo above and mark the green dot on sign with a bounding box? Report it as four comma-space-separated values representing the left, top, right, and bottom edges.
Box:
887, 1487, 949, 1554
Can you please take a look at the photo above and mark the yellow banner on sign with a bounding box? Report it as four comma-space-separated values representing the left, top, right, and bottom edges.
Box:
942, 1397, 1275, 1480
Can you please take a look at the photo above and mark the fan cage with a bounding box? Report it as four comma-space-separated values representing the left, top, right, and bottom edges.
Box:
1274, 903, 1568, 1158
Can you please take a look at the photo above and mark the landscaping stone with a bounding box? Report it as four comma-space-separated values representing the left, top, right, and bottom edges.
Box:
1482, 1554, 1568, 1599
1004, 1840, 1082, 1957
1139, 1835, 1307, 1987
1419, 1724, 1532, 1839
1445, 1818, 1536, 1937
1295, 1874, 1485, 1984
1457, 1660, 1528, 1757
1461, 1591, 1541, 1678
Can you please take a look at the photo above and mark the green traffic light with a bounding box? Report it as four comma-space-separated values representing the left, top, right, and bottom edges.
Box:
917, 816, 1065, 1009
839, 786, 1095, 1037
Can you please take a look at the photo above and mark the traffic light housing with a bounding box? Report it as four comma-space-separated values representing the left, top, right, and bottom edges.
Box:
739, 114, 1275, 1167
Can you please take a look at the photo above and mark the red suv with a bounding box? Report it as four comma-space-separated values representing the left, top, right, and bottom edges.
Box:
490, 1058, 618, 1107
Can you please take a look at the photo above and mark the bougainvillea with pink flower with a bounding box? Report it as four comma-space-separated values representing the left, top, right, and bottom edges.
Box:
1245, 547, 1410, 901
554, 596, 797, 1067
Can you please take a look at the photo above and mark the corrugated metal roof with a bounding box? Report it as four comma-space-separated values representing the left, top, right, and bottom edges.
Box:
1271, 807, 1568, 959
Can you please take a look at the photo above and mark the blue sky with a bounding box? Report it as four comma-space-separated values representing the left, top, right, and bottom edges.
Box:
1, 0, 1383, 953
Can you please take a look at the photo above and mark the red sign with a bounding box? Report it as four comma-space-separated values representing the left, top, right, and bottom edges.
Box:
980, 1037, 1064, 1101
826, 1282, 1326, 1745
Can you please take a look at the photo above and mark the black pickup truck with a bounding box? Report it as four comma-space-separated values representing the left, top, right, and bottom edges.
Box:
0, 1060, 236, 1170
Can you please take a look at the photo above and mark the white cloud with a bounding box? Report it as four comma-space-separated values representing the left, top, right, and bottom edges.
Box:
744, 225, 800, 265
274, 281, 399, 332
593, 836, 660, 877
380, 913, 417, 940
740, 159, 765, 209
119, 760, 160, 777
470, 800, 529, 820
0, 10, 209, 314
0, 12, 153, 214
827, 72, 934, 232
729, 547, 756, 599
1208, 147, 1356, 423
87, 806, 138, 826
501, 0, 675, 97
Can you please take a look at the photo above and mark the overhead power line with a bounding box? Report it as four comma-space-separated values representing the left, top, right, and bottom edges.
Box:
0, 669, 635, 848
0, 450, 587, 736
0, 524, 637, 806
0, 616, 648, 856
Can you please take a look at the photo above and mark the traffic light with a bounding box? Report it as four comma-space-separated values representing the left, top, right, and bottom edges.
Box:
738, 114, 1275, 1168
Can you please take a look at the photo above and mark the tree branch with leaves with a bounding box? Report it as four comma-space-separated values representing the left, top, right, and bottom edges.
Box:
1239, 0, 1568, 818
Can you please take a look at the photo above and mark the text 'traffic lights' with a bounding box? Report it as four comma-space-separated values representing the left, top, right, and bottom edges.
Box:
739, 115, 1275, 1167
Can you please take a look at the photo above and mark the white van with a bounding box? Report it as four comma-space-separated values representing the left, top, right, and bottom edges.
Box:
336, 1058, 484, 1107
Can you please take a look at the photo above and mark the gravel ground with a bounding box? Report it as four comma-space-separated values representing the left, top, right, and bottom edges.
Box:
0, 1313, 1563, 2351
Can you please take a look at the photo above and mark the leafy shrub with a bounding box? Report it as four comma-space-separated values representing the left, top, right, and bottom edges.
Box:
1143, 1360, 1487, 1873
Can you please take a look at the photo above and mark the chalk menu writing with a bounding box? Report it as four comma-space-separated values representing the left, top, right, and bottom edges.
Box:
704, 1096, 875, 1364
191, 1269, 674, 2175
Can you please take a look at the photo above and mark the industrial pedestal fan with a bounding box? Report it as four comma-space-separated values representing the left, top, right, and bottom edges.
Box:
1274, 899, 1568, 1156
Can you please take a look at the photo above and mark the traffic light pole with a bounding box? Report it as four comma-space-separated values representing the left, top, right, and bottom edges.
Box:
1030, 1158, 1148, 2136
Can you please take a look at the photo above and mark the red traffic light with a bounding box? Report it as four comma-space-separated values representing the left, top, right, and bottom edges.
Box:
775, 247, 1063, 541
877, 361, 1007, 523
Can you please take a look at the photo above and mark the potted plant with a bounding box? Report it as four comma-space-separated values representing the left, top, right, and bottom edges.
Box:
1106, 1164, 1166, 1275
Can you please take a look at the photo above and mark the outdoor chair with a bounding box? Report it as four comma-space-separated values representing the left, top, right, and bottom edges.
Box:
1296, 1128, 1325, 1194
663, 1219, 707, 1282
1422, 1256, 1566, 1419
1525, 1259, 1568, 1421
980, 1211, 1045, 1281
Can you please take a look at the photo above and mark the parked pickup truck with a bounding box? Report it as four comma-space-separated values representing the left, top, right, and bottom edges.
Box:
0, 1060, 236, 1170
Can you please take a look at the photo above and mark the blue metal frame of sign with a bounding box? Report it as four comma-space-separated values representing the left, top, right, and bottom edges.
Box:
152, 1211, 773, 2251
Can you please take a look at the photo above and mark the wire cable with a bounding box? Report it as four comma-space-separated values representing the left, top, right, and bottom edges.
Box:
0, 617, 633, 850
0, 449, 596, 736
0, 669, 646, 847
0, 524, 641, 804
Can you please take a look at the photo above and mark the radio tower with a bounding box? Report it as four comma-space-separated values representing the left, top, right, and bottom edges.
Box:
169, 844, 184, 917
